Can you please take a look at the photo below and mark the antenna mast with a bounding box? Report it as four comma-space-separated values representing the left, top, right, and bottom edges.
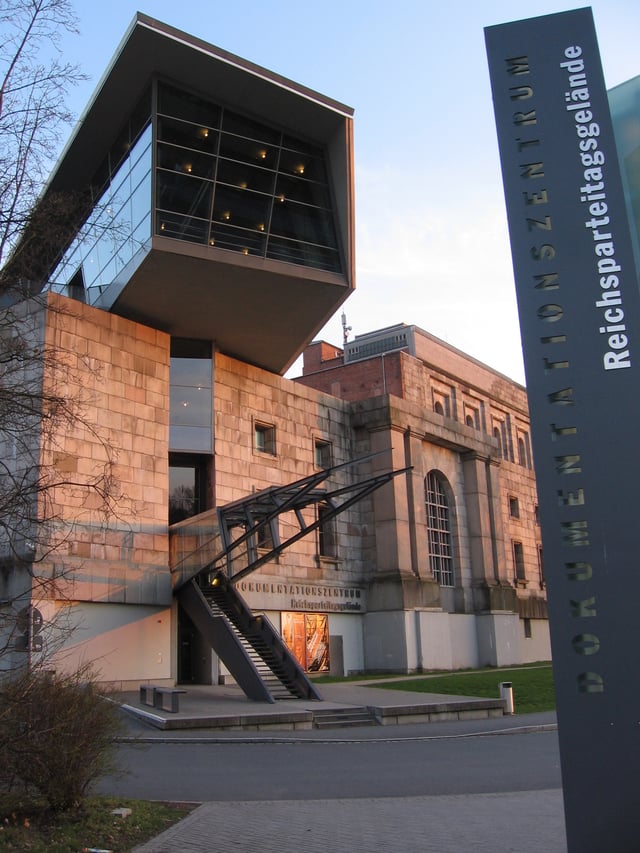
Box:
341, 311, 352, 347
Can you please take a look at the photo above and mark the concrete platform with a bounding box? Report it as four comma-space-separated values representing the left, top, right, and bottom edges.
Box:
116, 680, 506, 731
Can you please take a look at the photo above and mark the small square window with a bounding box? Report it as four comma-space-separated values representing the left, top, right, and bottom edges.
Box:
509, 497, 520, 518
255, 422, 276, 455
314, 439, 332, 469
257, 520, 275, 551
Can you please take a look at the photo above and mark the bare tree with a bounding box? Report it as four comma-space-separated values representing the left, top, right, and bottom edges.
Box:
0, 2, 124, 674
0, 0, 86, 281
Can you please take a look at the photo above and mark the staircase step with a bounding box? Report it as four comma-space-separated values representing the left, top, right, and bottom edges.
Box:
313, 707, 378, 729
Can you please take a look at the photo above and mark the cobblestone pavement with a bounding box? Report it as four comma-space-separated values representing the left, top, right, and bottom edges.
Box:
132, 789, 566, 852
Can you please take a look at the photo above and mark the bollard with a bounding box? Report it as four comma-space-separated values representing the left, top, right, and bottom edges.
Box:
499, 681, 515, 714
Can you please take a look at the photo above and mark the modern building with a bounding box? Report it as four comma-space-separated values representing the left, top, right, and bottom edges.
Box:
0, 14, 551, 694
610, 74, 640, 276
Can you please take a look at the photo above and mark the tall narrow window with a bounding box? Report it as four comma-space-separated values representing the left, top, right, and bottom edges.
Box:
425, 471, 454, 587
509, 496, 520, 518
538, 546, 545, 587
170, 339, 213, 453
493, 426, 502, 457
317, 503, 337, 559
513, 541, 526, 582
501, 421, 510, 460
517, 432, 532, 468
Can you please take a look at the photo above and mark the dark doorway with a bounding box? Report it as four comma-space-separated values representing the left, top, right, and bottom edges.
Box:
169, 454, 207, 524
177, 603, 212, 684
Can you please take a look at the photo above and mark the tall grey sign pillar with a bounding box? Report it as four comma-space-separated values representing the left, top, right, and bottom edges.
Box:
485, 9, 640, 851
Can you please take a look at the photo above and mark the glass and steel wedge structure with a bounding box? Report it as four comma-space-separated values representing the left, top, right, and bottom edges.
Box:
38, 14, 355, 374
610, 74, 640, 279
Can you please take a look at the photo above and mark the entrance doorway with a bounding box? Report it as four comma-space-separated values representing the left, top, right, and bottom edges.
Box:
177, 604, 212, 684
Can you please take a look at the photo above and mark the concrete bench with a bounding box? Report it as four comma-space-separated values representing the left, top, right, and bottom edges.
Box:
139, 685, 186, 713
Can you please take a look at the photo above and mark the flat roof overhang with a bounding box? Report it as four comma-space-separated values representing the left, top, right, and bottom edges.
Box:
103, 237, 350, 374
49, 13, 354, 195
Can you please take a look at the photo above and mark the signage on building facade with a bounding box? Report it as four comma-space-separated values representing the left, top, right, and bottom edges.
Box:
236, 577, 366, 614
486, 9, 640, 850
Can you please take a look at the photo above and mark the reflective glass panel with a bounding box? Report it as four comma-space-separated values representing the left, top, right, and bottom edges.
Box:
170, 356, 212, 453
217, 159, 276, 194
270, 200, 337, 247
222, 109, 280, 144
170, 425, 212, 453
46, 120, 153, 302
157, 212, 208, 244
171, 357, 212, 386
156, 171, 212, 219
209, 223, 266, 255
219, 133, 278, 169
212, 185, 271, 232
157, 143, 216, 179
158, 84, 221, 128
157, 116, 218, 154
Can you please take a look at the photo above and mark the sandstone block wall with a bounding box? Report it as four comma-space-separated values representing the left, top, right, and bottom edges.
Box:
36, 293, 171, 606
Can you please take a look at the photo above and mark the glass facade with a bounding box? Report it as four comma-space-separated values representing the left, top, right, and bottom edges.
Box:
170, 355, 213, 453
155, 83, 342, 273
610, 76, 640, 276
49, 80, 341, 304
49, 93, 153, 302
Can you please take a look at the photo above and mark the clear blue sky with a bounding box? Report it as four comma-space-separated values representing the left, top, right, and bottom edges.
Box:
59, 1, 639, 383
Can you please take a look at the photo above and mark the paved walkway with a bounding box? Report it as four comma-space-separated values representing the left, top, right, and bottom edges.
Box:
120, 679, 566, 851
132, 790, 566, 852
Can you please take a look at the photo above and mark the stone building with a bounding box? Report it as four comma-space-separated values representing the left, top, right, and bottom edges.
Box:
0, 14, 550, 693
295, 324, 550, 672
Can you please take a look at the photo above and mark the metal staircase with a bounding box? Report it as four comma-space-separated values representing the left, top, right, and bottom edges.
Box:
177, 571, 321, 702
171, 456, 408, 703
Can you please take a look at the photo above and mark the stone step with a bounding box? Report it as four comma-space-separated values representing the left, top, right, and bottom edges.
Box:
313, 706, 378, 729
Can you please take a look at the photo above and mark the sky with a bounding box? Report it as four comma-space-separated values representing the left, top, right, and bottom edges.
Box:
54, 0, 640, 384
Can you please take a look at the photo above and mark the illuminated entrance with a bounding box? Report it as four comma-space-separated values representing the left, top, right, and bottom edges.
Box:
282, 613, 329, 673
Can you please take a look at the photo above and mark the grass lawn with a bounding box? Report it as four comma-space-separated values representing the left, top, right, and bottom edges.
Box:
371, 664, 556, 715
0, 795, 195, 852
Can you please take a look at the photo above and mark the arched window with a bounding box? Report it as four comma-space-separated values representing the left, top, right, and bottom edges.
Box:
518, 432, 532, 468
425, 471, 454, 587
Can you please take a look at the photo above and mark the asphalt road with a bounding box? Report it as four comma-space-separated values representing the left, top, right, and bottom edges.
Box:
97, 728, 561, 802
